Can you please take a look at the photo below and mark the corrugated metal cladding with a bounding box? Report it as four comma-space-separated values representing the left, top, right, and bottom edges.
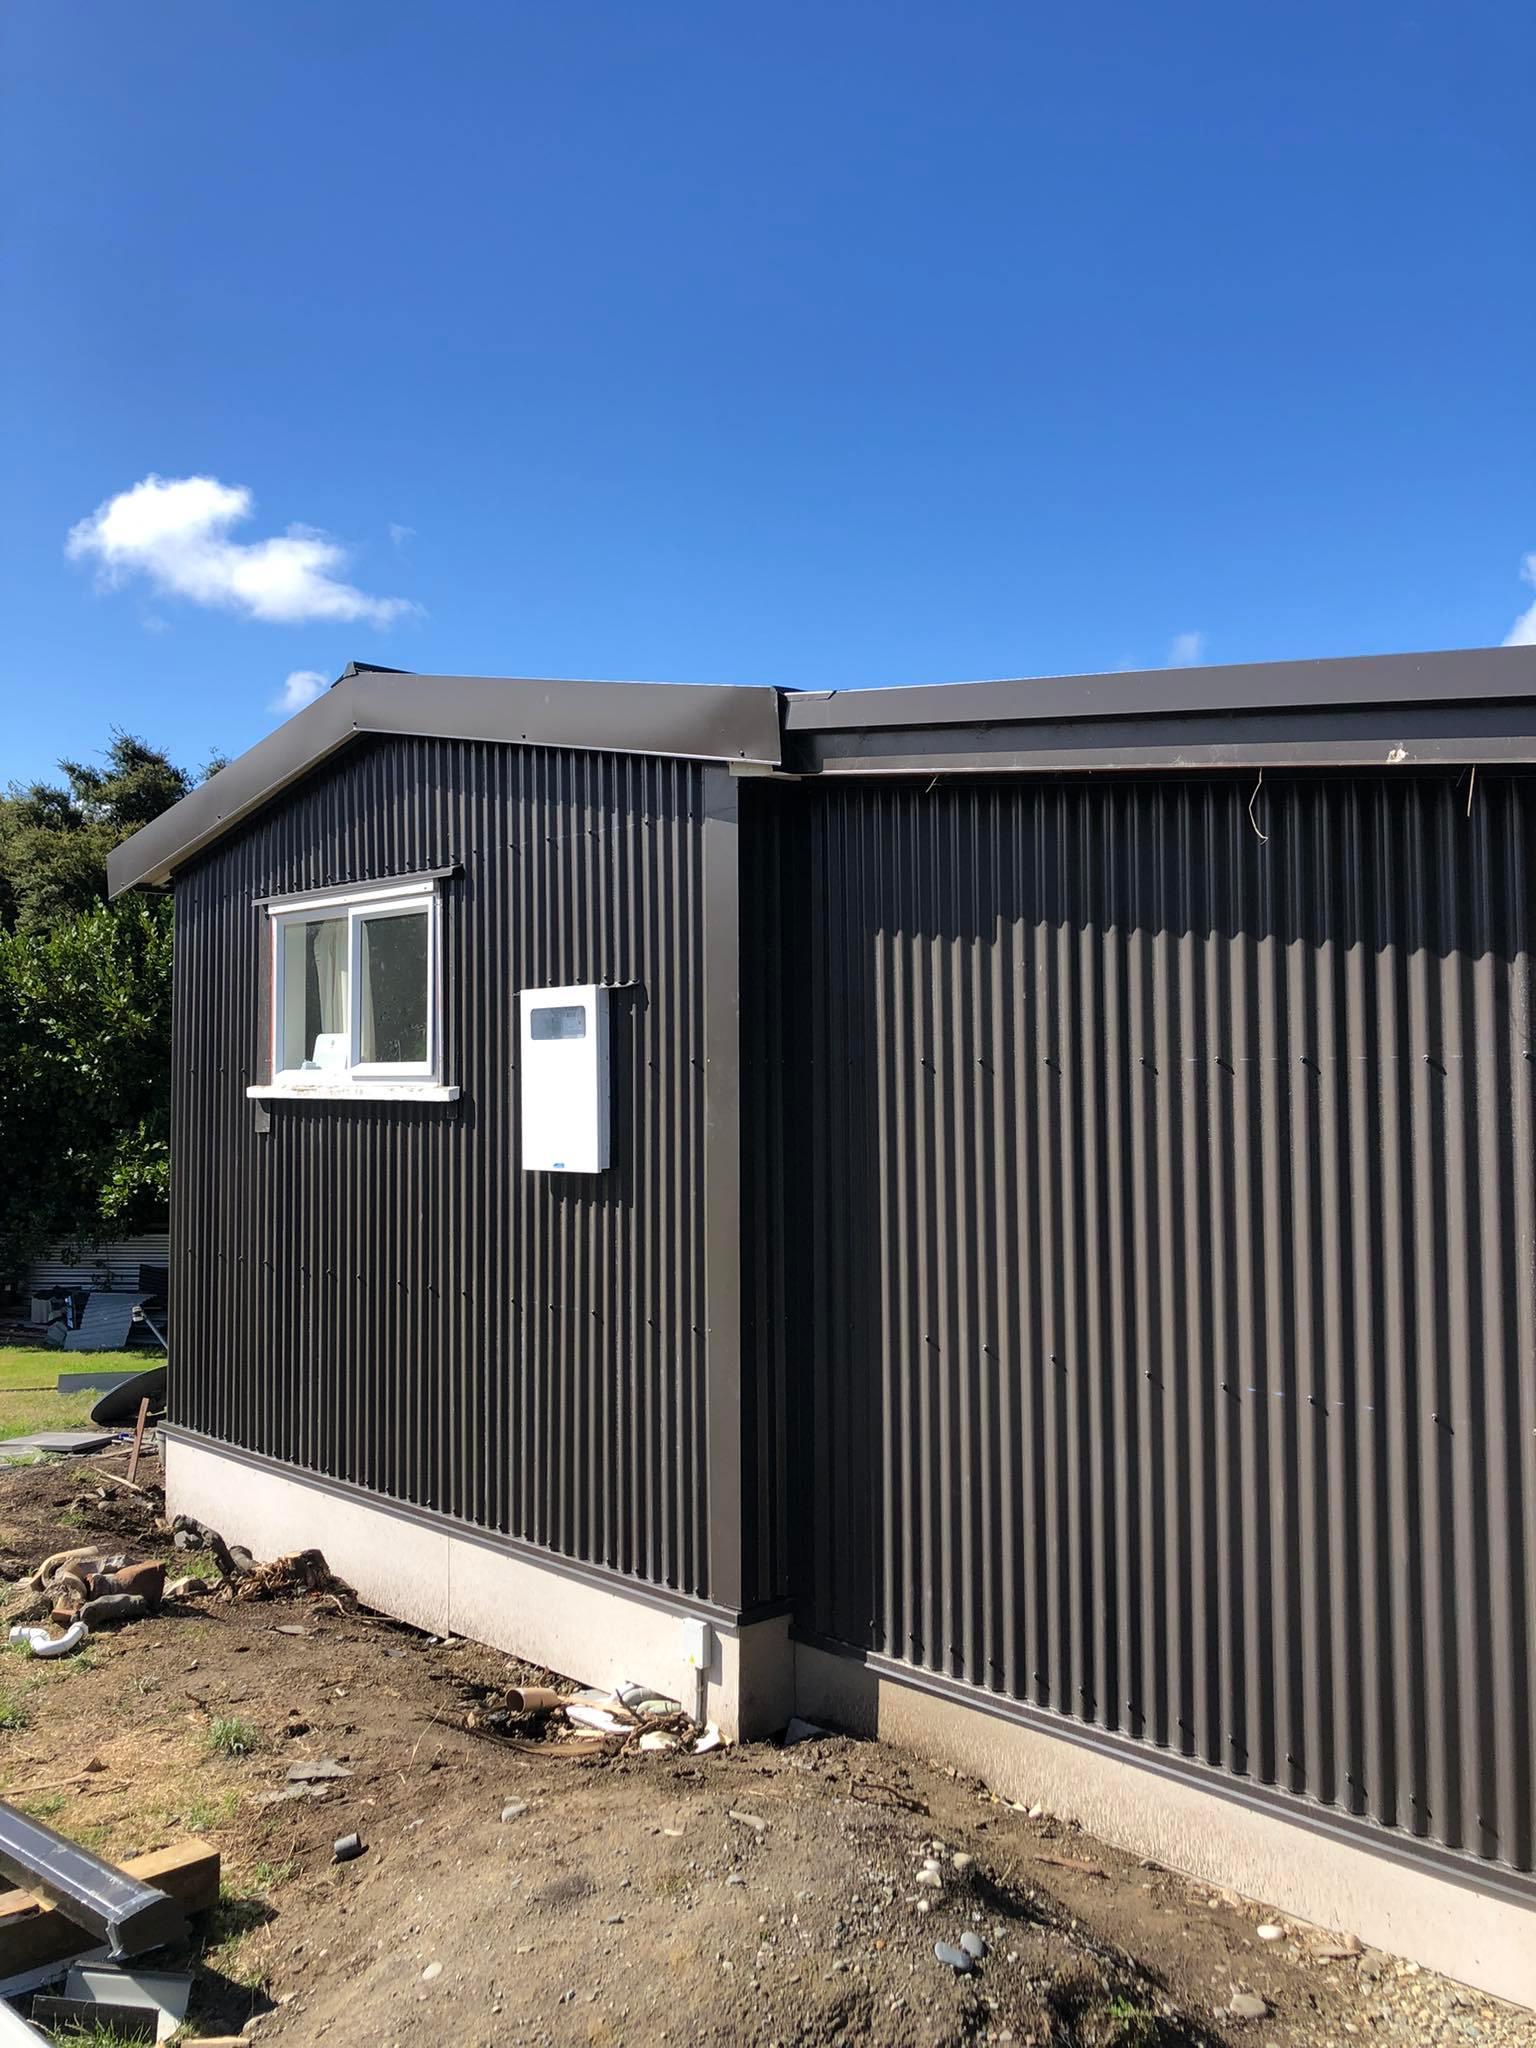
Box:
27, 1234, 170, 1297
738, 794, 797, 1610
764, 771, 1536, 1875
172, 735, 713, 1600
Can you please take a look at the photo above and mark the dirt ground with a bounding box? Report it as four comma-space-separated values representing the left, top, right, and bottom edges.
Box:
1, 1453, 1531, 2048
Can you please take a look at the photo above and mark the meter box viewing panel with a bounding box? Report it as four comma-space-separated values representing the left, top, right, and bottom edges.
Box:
519, 984, 610, 1172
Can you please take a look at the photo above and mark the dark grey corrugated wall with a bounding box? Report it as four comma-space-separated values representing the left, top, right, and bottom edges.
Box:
763, 772, 1536, 1875
172, 736, 712, 1599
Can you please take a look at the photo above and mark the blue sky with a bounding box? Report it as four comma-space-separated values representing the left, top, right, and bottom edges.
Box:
2, 1, 1531, 788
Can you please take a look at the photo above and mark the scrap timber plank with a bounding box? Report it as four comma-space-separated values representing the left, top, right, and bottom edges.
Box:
0, 1840, 218, 1981
0, 1804, 186, 1956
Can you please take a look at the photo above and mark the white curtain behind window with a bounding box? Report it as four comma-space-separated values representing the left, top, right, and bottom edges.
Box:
311, 919, 348, 1059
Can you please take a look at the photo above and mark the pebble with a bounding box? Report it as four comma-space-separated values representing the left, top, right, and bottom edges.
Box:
959, 1931, 986, 1960
421, 1963, 442, 1983
933, 1942, 973, 1974
1229, 1990, 1270, 2019
1257, 1923, 1284, 1942
916, 1869, 943, 1889
951, 1852, 975, 1875
501, 1801, 528, 1821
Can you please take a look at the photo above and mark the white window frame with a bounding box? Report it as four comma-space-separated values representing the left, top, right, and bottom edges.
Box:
246, 877, 458, 1103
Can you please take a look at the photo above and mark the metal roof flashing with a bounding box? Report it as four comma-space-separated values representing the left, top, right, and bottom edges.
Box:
780, 646, 1536, 733
779, 645, 1536, 779
106, 671, 785, 895
106, 648, 1536, 895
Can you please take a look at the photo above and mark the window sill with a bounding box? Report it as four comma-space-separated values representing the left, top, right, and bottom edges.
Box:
246, 1082, 461, 1104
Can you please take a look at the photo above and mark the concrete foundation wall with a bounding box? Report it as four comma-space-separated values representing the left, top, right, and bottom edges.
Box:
796, 1645, 1536, 2011
169, 1433, 1535, 2010
165, 1434, 775, 1741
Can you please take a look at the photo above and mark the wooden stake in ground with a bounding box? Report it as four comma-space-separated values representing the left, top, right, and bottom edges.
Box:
125, 1396, 151, 1487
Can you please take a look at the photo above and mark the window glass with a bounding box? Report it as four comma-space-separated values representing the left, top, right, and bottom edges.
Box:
360, 910, 429, 1065
530, 1004, 587, 1041
280, 916, 348, 1069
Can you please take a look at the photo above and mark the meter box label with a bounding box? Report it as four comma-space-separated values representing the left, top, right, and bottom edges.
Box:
519, 984, 610, 1172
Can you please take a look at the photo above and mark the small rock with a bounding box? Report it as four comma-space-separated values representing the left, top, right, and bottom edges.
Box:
1311, 1932, 1363, 1961
951, 1852, 975, 1875
1229, 1990, 1270, 2020
916, 1869, 943, 1889
78, 1592, 149, 1628
729, 1809, 767, 1833
501, 1801, 528, 1822
258, 1784, 330, 1807
1027, 1803, 1045, 1819
421, 1962, 442, 1982
959, 1931, 986, 1960
1257, 1923, 1284, 1942
332, 1834, 364, 1863
933, 1942, 973, 1974
286, 1759, 352, 1783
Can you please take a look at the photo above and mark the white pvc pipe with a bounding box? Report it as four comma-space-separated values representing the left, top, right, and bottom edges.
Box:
7, 1621, 88, 1659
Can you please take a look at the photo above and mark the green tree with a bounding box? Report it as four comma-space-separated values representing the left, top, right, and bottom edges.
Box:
0, 898, 174, 1271
0, 731, 197, 935
0, 732, 211, 1276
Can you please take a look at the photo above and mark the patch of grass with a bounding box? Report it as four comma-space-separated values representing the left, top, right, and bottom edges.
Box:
41, 2022, 138, 2047
0, 1344, 133, 1389
204, 1883, 278, 1946
206, 1716, 261, 1758
1105, 1995, 1166, 2046
17, 1792, 68, 1819
0, 1389, 100, 1440
65, 1819, 115, 1854
181, 1787, 243, 1832
0, 1689, 29, 1730
245, 1857, 298, 1890
0, 1342, 134, 1438
163, 1547, 222, 1586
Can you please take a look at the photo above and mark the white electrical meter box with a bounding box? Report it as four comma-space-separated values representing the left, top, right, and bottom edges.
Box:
519, 984, 610, 1172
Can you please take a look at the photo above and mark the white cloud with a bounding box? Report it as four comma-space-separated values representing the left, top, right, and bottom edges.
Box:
388, 522, 415, 549
1505, 556, 1536, 647
1166, 630, 1205, 666
272, 669, 329, 716
66, 474, 416, 628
